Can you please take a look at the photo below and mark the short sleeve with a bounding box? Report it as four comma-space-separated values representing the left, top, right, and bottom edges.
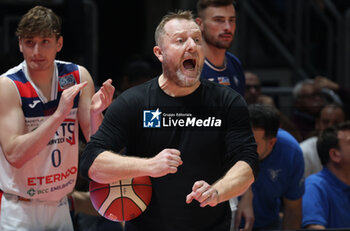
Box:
284, 145, 305, 200
302, 177, 328, 227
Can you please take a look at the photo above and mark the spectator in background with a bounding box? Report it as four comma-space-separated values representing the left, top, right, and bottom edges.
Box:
314, 75, 350, 119
120, 59, 153, 92
291, 79, 325, 141
302, 121, 350, 229
300, 104, 345, 178
236, 104, 304, 230
244, 71, 275, 106
244, 71, 301, 142
196, 0, 245, 96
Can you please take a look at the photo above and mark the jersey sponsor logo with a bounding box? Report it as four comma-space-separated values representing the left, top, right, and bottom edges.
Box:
26, 179, 75, 197
143, 109, 222, 128
217, 77, 231, 86
28, 100, 41, 108
48, 118, 76, 146
143, 108, 162, 128
59, 74, 76, 89
27, 166, 77, 186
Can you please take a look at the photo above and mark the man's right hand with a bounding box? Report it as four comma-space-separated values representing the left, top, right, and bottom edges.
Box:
147, 148, 183, 178
56, 81, 88, 118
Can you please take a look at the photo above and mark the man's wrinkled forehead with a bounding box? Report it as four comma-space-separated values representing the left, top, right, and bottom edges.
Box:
164, 18, 201, 37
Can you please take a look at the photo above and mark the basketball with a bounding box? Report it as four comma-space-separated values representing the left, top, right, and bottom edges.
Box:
89, 176, 152, 222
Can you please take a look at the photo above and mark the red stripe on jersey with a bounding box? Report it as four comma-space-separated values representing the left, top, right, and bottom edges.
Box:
57, 70, 80, 92
14, 81, 38, 98
0, 189, 3, 216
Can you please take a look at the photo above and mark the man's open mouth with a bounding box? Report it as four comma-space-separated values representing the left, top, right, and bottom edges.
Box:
183, 58, 196, 70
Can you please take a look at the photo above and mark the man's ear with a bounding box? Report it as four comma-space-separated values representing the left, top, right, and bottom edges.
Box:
195, 17, 203, 30
268, 137, 277, 150
153, 46, 163, 63
18, 38, 23, 53
57, 36, 63, 52
329, 148, 341, 163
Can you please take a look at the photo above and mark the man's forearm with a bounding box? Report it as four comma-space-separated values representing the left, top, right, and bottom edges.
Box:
213, 161, 254, 203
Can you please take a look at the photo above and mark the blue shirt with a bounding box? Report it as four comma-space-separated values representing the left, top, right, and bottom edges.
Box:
252, 129, 305, 228
200, 52, 245, 96
302, 168, 350, 228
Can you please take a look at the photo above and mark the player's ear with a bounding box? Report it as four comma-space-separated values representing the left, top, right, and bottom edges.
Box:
56, 36, 63, 52
329, 148, 341, 163
153, 46, 163, 63
18, 37, 23, 53
268, 137, 277, 150
195, 17, 203, 29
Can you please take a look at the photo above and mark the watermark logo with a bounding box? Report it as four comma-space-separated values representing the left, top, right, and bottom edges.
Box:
143, 108, 162, 128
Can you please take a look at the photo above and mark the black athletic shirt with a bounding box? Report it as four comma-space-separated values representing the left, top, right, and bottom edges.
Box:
80, 77, 259, 231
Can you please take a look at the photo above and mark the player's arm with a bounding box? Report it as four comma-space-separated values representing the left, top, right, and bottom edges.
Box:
305, 224, 325, 229
78, 66, 114, 142
0, 77, 87, 168
186, 160, 254, 207
88, 148, 183, 184
234, 187, 255, 231
282, 197, 302, 229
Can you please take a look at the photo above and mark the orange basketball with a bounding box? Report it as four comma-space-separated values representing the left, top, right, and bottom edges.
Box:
89, 176, 152, 221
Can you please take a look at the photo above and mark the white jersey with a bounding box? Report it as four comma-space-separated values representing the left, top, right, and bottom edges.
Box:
0, 60, 80, 202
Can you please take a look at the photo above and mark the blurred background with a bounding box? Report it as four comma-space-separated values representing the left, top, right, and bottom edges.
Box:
0, 0, 349, 116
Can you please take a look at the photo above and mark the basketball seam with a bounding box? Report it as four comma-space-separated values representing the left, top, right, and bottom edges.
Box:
97, 184, 111, 212
119, 180, 125, 221
90, 184, 151, 193
131, 178, 148, 212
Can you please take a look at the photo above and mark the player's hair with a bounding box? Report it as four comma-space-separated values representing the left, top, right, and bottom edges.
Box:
16, 5, 62, 39
197, 0, 235, 17
155, 10, 194, 46
317, 121, 350, 165
248, 104, 280, 139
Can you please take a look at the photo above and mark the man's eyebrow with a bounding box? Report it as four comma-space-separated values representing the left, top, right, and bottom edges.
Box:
212, 15, 236, 19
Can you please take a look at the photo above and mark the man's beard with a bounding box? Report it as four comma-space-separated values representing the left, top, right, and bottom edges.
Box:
203, 31, 233, 49
163, 60, 202, 88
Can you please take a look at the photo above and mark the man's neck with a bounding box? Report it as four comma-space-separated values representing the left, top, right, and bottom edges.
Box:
327, 164, 350, 186
203, 42, 227, 67
158, 74, 200, 97
27, 64, 55, 99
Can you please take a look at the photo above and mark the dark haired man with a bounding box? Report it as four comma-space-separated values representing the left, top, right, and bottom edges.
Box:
302, 121, 350, 229
196, 0, 245, 96
236, 104, 304, 230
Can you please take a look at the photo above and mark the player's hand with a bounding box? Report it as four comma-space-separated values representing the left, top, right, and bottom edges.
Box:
148, 148, 182, 178
91, 79, 115, 115
234, 188, 254, 231
186, 180, 219, 207
57, 81, 88, 118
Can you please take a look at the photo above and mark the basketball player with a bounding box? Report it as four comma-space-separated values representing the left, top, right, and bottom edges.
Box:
80, 10, 259, 231
196, 0, 245, 96
0, 6, 114, 230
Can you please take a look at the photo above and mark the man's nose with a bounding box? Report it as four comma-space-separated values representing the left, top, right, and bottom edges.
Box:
186, 38, 197, 52
33, 43, 40, 55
